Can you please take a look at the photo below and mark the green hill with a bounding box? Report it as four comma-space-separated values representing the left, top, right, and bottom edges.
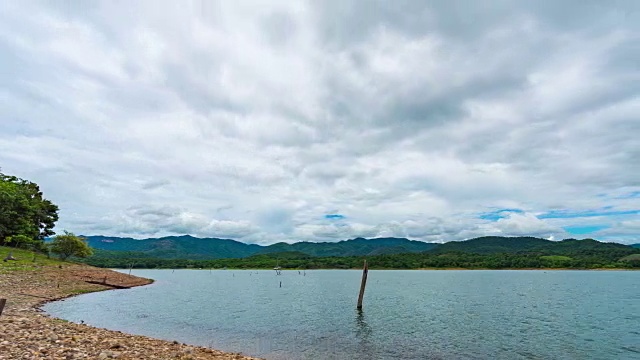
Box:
428, 236, 633, 256
84, 235, 261, 259
80, 235, 639, 270
632, 244, 640, 249
257, 237, 437, 257
81, 237, 640, 270
429, 236, 548, 254
84, 235, 437, 260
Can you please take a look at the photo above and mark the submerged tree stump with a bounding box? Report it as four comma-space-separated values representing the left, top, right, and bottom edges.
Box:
357, 260, 369, 310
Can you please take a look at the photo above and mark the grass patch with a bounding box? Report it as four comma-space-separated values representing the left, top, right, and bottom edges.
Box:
619, 254, 640, 268
0, 245, 64, 273
68, 288, 95, 295
620, 254, 640, 261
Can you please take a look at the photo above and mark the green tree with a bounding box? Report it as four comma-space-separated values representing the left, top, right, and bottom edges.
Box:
5, 234, 38, 249
0, 171, 59, 246
50, 231, 93, 260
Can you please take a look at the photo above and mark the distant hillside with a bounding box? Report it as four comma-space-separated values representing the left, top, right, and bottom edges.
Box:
632, 244, 640, 249
84, 235, 437, 259
258, 237, 437, 257
85, 235, 262, 260
82, 234, 637, 263
428, 236, 634, 255
82, 237, 640, 270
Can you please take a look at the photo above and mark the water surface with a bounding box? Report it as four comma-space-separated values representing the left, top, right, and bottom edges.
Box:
43, 270, 640, 359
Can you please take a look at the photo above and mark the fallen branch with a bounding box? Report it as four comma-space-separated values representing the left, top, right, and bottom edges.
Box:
84, 280, 131, 289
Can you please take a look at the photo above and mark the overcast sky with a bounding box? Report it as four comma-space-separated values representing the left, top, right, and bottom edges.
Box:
1, 1, 638, 244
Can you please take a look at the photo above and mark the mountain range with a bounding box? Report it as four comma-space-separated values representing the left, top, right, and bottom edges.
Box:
430, 236, 635, 254
82, 235, 638, 260
84, 235, 437, 259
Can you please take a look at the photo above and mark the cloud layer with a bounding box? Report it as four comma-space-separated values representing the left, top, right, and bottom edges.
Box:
1, 1, 638, 244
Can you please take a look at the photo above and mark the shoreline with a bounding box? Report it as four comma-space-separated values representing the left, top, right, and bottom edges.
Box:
109, 267, 638, 271
2, 260, 635, 359
0, 262, 261, 360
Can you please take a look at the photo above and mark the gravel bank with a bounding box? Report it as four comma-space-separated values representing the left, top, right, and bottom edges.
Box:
0, 263, 261, 360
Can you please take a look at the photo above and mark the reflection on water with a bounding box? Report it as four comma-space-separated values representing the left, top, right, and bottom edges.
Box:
355, 309, 373, 357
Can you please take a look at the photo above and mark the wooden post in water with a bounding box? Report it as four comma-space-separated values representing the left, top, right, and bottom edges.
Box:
356, 260, 368, 310
0, 298, 6, 317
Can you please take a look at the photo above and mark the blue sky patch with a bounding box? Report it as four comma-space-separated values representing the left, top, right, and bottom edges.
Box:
538, 209, 639, 219
325, 214, 345, 220
563, 225, 610, 235
479, 208, 524, 221
618, 191, 640, 199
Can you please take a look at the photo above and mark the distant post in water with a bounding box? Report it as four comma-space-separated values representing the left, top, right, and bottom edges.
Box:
356, 260, 368, 310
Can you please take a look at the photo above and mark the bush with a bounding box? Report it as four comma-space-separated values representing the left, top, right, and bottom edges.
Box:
50, 231, 93, 260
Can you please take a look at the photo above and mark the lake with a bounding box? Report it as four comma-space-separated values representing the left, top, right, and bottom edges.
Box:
43, 270, 640, 360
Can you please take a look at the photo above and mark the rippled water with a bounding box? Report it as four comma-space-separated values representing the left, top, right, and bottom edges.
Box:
43, 270, 640, 359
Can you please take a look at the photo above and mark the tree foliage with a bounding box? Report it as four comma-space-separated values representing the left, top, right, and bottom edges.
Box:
0, 171, 59, 248
50, 231, 93, 260
81, 242, 640, 270
5, 234, 39, 249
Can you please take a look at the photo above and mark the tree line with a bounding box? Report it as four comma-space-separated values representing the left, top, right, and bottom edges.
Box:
0, 171, 91, 260
82, 247, 640, 269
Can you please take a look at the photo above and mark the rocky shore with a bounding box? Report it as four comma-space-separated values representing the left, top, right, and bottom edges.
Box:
0, 262, 260, 360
